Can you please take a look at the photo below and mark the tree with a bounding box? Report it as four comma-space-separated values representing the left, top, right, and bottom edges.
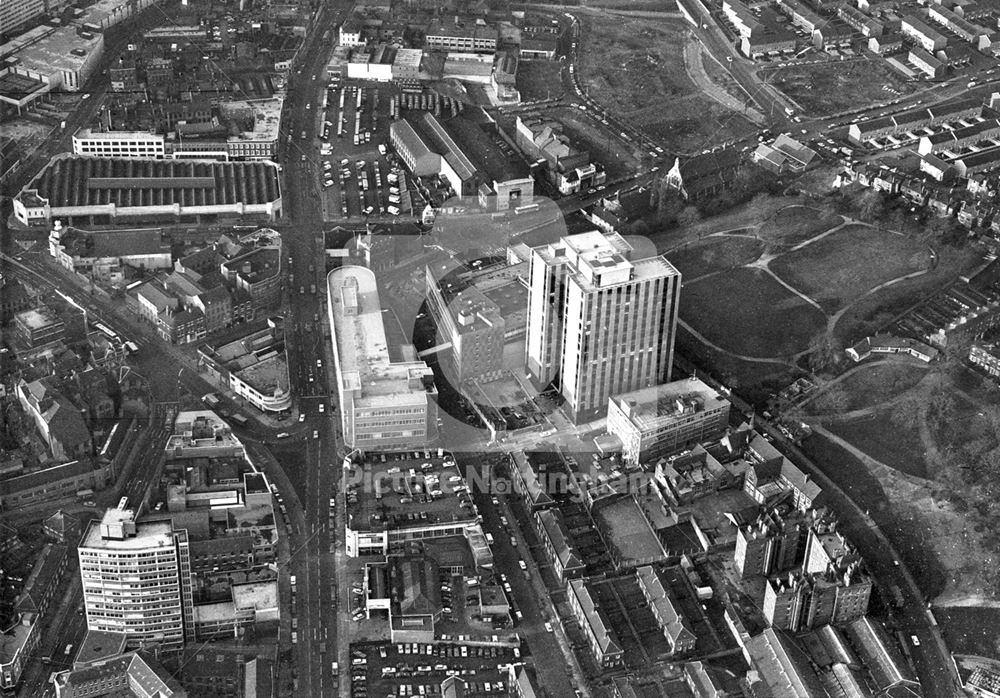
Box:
891, 396, 924, 430
746, 192, 771, 228
677, 205, 701, 228
857, 190, 885, 222
811, 384, 849, 414
807, 333, 841, 374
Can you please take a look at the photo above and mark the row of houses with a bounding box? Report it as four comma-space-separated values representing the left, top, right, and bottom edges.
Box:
848, 96, 984, 143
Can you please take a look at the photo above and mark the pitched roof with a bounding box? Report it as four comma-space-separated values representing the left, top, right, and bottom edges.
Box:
536, 508, 583, 572
569, 579, 622, 657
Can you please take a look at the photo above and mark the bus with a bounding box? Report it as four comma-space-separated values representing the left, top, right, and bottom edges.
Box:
118, 497, 129, 510
513, 203, 540, 215
93, 322, 118, 340
64, 644, 73, 657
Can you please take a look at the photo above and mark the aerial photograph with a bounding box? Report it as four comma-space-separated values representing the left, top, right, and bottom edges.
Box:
3, 0, 1000, 692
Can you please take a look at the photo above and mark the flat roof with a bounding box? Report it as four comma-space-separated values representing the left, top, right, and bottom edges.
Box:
344, 452, 477, 533
592, 495, 666, 565
220, 96, 284, 144
81, 510, 175, 550
232, 580, 278, 610
535, 231, 679, 292
328, 265, 435, 409
611, 378, 727, 432
15, 307, 60, 329
7, 26, 103, 79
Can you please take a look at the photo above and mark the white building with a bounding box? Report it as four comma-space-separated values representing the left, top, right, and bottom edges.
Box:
607, 378, 731, 466
78, 509, 194, 647
72, 129, 166, 159
3, 24, 104, 92
525, 231, 681, 423
328, 266, 438, 450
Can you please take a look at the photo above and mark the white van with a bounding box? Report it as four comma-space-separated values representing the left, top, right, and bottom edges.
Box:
387, 205, 400, 216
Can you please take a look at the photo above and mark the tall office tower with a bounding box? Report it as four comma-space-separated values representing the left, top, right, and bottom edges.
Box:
78, 509, 194, 647
524, 231, 681, 423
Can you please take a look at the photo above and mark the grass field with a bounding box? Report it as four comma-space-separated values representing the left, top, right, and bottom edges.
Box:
832, 362, 928, 412
760, 59, 914, 117
770, 225, 932, 314
826, 411, 929, 479
666, 235, 764, 281
681, 267, 827, 358
575, 11, 756, 152
831, 244, 982, 341
759, 206, 842, 250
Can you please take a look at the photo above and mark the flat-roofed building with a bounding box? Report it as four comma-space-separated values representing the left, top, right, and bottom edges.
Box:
525, 231, 681, 423
424, 263, 505, 384
72, 129, 166, 159
0, 0, 45, 37
425, 18, 497, 53
3, 24, 104, 92
197, 322, 291, 413
607, 378, 730, 466
48, 223, 172, 285
328, 266, 438, 450
78, 509, 194, 647
13, 305, 65, 350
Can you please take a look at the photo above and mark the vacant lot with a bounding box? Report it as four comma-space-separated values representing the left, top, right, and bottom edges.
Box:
770, 225, 931, 313
666, 235, 764, 281
681, 267, 827, 358
575, 10, 756, 151
760, 59, 914, 117
516, 60, 564, 102
937, 607, 1000, 657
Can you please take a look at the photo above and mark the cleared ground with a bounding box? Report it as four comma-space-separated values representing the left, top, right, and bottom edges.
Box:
680, 267, 827, 358
516, 60, 565, 102
546, 105, 641, 178
760, 59, 914, 117
575, 10, 756, 152
770, 225, 932, 313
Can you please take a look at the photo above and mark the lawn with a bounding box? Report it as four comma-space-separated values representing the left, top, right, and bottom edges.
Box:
680, 267, 827, 358
665, 235, 764, 281
675, 327, 803, 405
760, 59, 914, 117
831, 243, 982, 342
770, 225, 932, 314
832, 361, 929, 412
825, 410, 929, 479
759, 206, 842, 250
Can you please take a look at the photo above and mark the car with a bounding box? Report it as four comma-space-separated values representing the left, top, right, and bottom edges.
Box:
299, 413, 306, 422
319, 404, 325, 413
544, 622, 553, 633
911, 635, 920, 646
510, 536, 517, 548
518, 560, 527, 571
313, 430, 319, 438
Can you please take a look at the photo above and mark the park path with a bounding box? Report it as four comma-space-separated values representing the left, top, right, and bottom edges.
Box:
678, 319, 801, 367
825, 268, 930, 336
797, 357, 930, 418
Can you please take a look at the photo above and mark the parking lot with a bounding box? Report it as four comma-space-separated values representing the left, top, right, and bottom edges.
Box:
346, 641, 521, 698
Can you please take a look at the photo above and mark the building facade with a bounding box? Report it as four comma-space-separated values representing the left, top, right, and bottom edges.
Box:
328, 266, 438, 450
525, 231, 681, 423
78, 509, 194, 646
606, 378, 730, 466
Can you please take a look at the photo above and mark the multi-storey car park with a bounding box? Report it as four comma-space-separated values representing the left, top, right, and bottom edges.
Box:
341, 451, 488, 559
13, 156, 282, 226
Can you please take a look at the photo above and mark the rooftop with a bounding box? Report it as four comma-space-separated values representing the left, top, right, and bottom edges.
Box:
219, 95, 284, 144
592, 494, 666, 566
6, 26, 103, 81
344, 453, 478, 533
535, 230, 679, 292
22, 156, 280, 210
81, 509, 175, 550
329, 265, 436, 410
610, 378, 728, 432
